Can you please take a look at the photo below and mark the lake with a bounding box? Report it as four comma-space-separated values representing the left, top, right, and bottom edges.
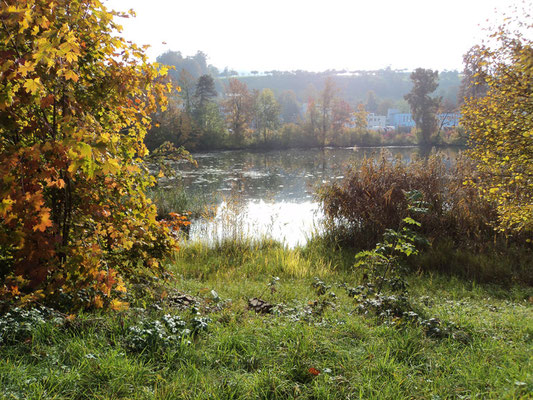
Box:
167, 146, 460, 247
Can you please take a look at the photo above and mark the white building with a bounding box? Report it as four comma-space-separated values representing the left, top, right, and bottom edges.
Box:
367, 113, 387, 130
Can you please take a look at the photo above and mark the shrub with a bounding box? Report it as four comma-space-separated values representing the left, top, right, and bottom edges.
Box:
317, 151, 497, 248
461, 16, 533, 233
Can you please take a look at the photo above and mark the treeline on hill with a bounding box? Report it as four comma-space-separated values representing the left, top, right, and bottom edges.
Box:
145, 50, 464, 152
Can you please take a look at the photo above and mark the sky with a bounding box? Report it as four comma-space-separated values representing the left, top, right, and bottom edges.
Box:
104, 0, 531, 73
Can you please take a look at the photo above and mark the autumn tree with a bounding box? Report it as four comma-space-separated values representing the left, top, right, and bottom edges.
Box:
222, 79, 254, 146
195, 101, 226, 149
458, 46, 489, 105
353, 103, 368, 135
318, 77, 337, 146
146, 97, 197, 151
462, 13, 533, 233
330, 98, 352, 146
404, 68, 440, 146
254, 89, 281, 143
0, 0, 183, 309
178, 69, 196, 114
303, 98, 320, 146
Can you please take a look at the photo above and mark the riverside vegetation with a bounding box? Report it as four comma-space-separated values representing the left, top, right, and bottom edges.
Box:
1, 1, 532, 399
1, 154, 532, 399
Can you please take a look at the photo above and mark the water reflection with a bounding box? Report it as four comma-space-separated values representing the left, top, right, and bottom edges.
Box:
190, 200, 322, 248
168, 146, 460, 247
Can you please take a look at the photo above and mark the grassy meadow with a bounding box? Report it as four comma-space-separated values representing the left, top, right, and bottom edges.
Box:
1, 238, 531, 399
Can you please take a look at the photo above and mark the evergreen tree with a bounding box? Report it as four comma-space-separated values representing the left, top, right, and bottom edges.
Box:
194, 75, 217, 110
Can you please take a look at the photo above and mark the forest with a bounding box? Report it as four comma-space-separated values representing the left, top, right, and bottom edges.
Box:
146, 51, 463, 151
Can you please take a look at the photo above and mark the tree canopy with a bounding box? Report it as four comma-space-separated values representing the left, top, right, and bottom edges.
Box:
461, 15, 533, 234
0, 0, 182, 309
404, 68, 440, 146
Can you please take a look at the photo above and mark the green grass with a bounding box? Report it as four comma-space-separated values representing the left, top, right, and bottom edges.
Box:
1, 241, 532, 399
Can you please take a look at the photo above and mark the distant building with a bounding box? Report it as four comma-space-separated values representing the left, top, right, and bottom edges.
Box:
387, 109, 415, 128
386, 109, 461, 129
367, 113, 387, 130
437, 113, 460, 128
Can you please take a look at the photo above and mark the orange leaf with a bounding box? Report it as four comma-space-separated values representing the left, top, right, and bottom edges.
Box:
93, 296, 104, 308
33, 211, 52, 232
308, 368, 320, 376
40, 94, 55, 108
64, 70, 79, 82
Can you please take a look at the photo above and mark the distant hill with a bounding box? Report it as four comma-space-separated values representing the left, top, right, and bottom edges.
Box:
217, 69, 461, 107
157, 50, 461, 109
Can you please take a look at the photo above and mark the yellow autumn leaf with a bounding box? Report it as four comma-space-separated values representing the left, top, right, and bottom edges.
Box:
93, 296, 104, 308
115, 283, 127, 293
110, 299, 129, 311
102, 158, 120, 175
23, 78, 41, 95
64, 70, 79, 82
75, 142, 92, 159
0, 197, 14, 217
18, 61, 35, 77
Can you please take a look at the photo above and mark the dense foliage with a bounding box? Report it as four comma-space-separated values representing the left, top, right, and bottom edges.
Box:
461, 16, 533, 234
0, 0, 183, 310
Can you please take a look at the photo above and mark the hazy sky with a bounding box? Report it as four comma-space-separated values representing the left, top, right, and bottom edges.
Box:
104, 0, 530, 72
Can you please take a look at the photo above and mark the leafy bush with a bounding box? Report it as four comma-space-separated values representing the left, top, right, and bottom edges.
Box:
462, 16, 533, 233
352, 192, 429, 295
318, 151, 497, 248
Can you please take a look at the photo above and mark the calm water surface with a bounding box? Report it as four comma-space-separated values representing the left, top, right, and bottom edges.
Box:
168, 147, 460, 247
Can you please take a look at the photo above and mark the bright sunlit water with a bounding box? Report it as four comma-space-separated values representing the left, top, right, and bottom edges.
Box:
167, 146, 460, 247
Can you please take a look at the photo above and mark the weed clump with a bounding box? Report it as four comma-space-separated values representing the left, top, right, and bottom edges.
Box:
0, 306, 64, 345
318, 151, 497, 248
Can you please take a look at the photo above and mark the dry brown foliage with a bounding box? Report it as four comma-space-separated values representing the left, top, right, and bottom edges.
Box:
318, 151, 497, 248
